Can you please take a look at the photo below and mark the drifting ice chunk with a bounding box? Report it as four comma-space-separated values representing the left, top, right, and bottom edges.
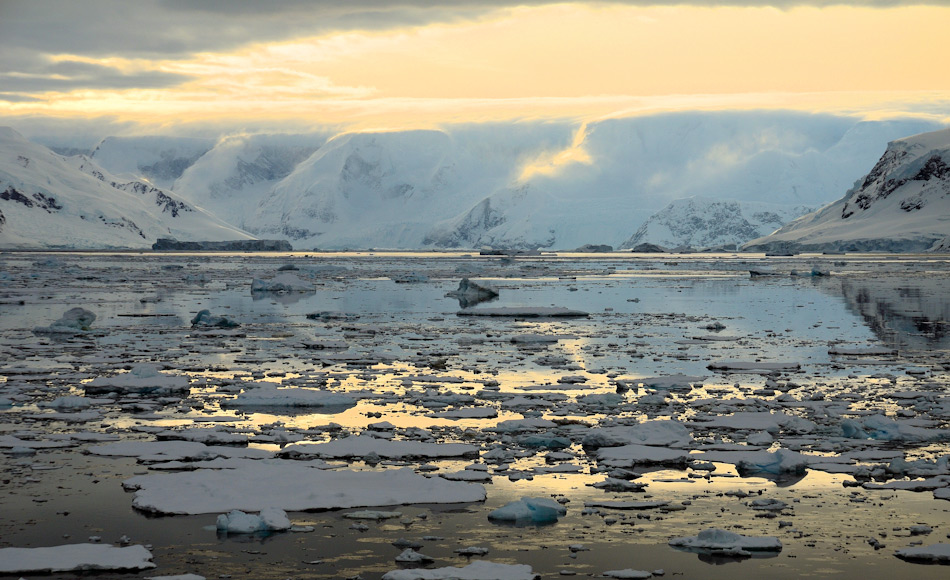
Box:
707, 361, 801, 373
595, 444, 692, 467
583, 419, 692, 449
669, 528, 782, 554
216, 508, 291, 533
190, 309, 239, 328
840, 415, 948, 442
638, 374, 705, 391
602, 570, 654, 579
224, 383, 356, 408
488, 497, 567, 524
395, 548, 435, 564
250, 272, 314, 293
279, 436, 480, 460
0, 544, 155, 573
894, 543, 950, 563
33, 307, 97, 334
696, 448, 809, 476
827, 345, 897, 356
381, 560, 539, 580
85, 364, 190, 395
457, 306, 589, 318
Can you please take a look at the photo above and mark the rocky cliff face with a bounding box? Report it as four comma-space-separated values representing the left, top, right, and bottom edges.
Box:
745, 128, 950, 253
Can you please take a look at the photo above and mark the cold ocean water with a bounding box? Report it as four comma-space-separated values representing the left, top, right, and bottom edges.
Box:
0, 251, 948, 579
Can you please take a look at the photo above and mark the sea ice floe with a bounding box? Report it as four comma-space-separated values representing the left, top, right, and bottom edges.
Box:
156, 427, 248, 445
381, 560, 539, 580
602, 570, 654, 579
840, 415, 949, 442
637, 374, 705, 391
584, 500, 670, 511
84, 364, 190, 395
488, 497, 567, 524
707, 361, 802, 373
223, 383, 356, 408
582, 419, 692, 449
278, 436, 480, 460
457, 306, 589, 318
690, 411, 816, 435
125, 464, 486, 514
0, 543, 155, 573
428, 407, 498, 419
90, 441, 272, 463
894, 543, 950, 563
595, 444, 692, 467
669, 528, 782, 555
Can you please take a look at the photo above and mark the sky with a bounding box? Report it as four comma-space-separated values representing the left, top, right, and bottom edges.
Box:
1, 0, 949, 141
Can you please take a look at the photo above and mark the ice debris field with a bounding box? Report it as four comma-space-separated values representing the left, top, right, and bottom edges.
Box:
0, 251, 948, 579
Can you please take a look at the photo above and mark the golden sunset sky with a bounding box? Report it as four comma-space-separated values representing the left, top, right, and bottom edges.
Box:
1, 1, 949, 135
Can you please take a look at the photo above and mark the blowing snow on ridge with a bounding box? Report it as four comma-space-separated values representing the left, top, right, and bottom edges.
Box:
745, 127, 950, 253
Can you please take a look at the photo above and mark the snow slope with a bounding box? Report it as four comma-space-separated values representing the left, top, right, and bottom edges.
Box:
172, 133, 325, 228
620, 197, 812, 250
91, 135, 214, 189
0, 127, 252, 249
744, 128, 950, 253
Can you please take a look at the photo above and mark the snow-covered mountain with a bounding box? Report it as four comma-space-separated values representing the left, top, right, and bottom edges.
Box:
3, 113, 945, 250
91, 135, 214, 189
244, 125, 572, 248
421, 114, 942, 250
744, 128, 950, 253
172, 133, 325, 229
0, 127, 252, 249
620, 197, 812, 250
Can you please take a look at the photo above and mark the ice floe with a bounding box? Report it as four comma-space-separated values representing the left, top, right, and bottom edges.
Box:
0, 543, 155, 573
125, 464, 486, 514
381, 560, 539, 579
668, 528, 782, 555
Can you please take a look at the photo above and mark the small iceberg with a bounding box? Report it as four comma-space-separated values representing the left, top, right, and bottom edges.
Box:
447, 278, 499, 308
488, 497, 566, 524
34, 307, 97, 334
216, 508, 291, 534
190, 309, 239, 329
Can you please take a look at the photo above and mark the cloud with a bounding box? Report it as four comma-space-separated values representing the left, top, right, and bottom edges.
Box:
4, 2, 950, 60
0, 60, 190, 93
